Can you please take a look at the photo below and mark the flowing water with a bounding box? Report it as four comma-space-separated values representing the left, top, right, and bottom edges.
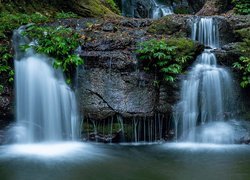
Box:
121, 0, 173, 18
174, 17, 234, 143
9, 26, 79, 143
152, 0, 173, 19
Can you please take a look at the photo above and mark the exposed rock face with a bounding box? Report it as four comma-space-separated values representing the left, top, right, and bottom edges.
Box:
196, 0, 230, 16
77, 18, 179, 119
0, 86, 13, 128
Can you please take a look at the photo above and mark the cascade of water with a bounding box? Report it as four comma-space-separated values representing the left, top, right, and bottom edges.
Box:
191, 17, 219, 48
174, 17, 234, 143
152, 0, 173, 19
12, 26, 79, 143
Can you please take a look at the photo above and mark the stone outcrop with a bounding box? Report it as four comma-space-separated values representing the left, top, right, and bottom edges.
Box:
77, 17, 182, 120
0, 86, 13, 128
196, 0, 231, 16
0, 14, 249, 132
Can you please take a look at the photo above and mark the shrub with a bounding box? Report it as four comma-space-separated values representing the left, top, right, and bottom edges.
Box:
233, 28, 250, 88
233, 56, 250, 88
22, 25, 84, 82
232, 0, 250, 15
136, 38, 197, 84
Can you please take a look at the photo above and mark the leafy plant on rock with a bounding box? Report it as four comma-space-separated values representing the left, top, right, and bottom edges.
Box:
22, 25, 84, 82
233, 28, 250, 88
136, 38, 195, 84
233, 56, 250, 88
232, 0, 250, 15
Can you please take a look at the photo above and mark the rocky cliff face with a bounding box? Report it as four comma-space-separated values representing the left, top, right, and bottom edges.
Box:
77, 17, 182, 120
0, 14, 249, 142
0, 86, 13, 128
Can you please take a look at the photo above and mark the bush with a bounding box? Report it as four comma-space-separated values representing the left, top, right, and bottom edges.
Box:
232, 0, 250, 15
0, 11, 79, 89
136, 38, 197, 84
22, 25, 84, 83
233, 56, 250, 88
233, 28, 250, 88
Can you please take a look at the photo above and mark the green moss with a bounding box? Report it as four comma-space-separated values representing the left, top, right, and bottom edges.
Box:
236, 27, 250, 41
147, 16, 181, 35
167, 38, 200, 61
71, 0, 119, 17
104, 0, 120, 15
173, 6, 191, 14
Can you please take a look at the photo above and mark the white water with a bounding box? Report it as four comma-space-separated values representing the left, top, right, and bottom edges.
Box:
152, 0, 173, 19
11, 26, 79, 143
191, 17, 219, 48
174, 17, 234, 143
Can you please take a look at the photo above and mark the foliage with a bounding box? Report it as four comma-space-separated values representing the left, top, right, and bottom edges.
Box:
0, 11, 80, 89
0, 12, 50, 38
54, 11, 79, 19
23, 25, 84, 81
0, 43, 14, 92
104, 0, 120, 14
233, 57, 250, 88
173, 6, 190, 14
232, 0, 250, 15
136, 38, 196, 83
0, 12, 49, 91
233, 28, 250, 88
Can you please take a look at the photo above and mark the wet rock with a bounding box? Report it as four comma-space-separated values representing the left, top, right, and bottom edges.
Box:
78, 67, 157, 119
196, 0, 229, 16
0, 86, 14, 129
102, 22, 117, 32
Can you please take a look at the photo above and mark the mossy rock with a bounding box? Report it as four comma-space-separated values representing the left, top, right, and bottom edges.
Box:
68, 0, 120, 17
167, 37, 204, 58
0, 0, 120, 18
235, 27, 250, 41
147, 16, 182, 35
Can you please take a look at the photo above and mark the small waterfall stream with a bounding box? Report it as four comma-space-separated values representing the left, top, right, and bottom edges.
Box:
151, 0, 173, 19
11, 26, 79, 143
121, 0, 173, 18
174, 17, 235, 143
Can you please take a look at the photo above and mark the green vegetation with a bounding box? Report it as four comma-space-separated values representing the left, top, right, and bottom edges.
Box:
104, 0, 120, 15
232, 0, 250, 15
23, 25, 84, 83
54, 11, 79, 19
233, 28, 250, 88
136, 38, 198, 84
72, 0, 120, 17
147, 16, 181, 35
0, 11, 80, 91
173, 6, 190, 14
233, 57, 250, 88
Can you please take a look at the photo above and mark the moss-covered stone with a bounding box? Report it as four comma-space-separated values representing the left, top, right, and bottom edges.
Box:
0, 0, 120, 18
147, 16, 182, 35
66, 0, 119, 17
167, 37, 204, 60
235, 27, 250, 41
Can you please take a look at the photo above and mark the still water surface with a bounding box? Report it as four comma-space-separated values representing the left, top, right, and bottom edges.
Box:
0, 142, 250, 180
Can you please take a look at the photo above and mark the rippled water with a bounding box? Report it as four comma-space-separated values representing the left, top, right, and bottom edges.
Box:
1, 143, 250, 180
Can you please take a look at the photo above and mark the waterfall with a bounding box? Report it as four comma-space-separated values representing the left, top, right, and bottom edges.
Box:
12, 26, 79, 143
191, 17, 219, 48
152, 0, 173, 19
174, 17, 234, 143
121, 0, 173, 18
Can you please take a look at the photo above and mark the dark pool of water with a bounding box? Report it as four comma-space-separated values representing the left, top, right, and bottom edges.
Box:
0, 142, 250, 180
